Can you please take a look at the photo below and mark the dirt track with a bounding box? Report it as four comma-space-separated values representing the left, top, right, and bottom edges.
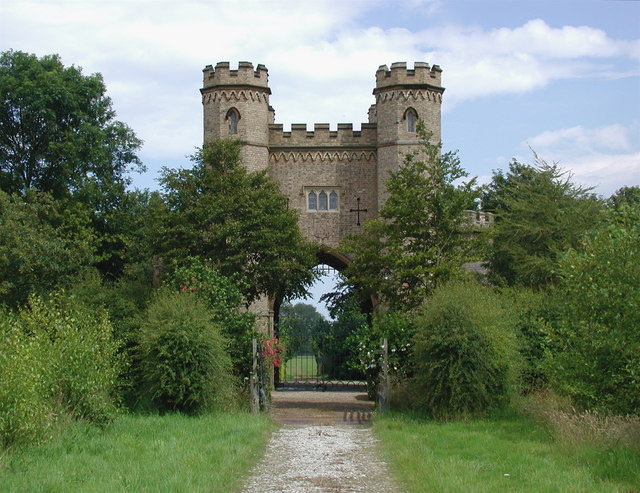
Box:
241, 391, 401, 493
269, 390, 375, 425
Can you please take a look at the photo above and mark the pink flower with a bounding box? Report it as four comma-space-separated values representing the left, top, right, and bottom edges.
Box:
190, 277, 196, 281
181, 285, 188, 291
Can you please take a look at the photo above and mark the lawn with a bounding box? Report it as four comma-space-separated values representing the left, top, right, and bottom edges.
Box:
0, 412, 275, 493
374, 412, 640, 493
281, 354, 320, 380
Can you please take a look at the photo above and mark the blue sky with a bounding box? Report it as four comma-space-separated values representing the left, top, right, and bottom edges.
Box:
2, 0, 639, 317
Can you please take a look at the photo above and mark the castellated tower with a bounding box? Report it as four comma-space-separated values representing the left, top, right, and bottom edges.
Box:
200, 61, 443, 251
371, 62, 444, 211
201, 61, 272, 172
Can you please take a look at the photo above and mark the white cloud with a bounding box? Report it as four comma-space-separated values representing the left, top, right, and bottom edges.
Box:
2, 1, 638, 185
522, 123, 640, 196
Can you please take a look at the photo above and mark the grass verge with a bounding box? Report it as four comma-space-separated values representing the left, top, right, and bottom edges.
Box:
374, 412, 640, 493
0, 412, 275, 492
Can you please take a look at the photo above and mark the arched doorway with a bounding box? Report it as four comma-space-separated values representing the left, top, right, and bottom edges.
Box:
273, 250, 372, 391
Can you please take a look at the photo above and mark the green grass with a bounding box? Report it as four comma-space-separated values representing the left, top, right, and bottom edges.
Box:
281, 354, 320, 380
374, 412, 640, 493
0, 412, 275, 492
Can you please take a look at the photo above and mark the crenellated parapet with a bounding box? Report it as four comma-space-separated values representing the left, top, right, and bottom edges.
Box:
202, 61, 270, 92
374, 88, 443, 104
269, 123, 377, 147
374, 62, 443, 93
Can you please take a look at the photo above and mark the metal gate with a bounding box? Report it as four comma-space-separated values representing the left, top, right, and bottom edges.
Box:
276, 332, 366, 391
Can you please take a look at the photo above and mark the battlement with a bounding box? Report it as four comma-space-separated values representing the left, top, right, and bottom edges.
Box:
269, 123, 377, 147
202, 61, 269, 89
375, 61, 442, 90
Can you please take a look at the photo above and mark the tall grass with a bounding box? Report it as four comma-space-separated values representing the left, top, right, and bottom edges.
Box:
0, 412, 274, 492
375, 410, 640, 492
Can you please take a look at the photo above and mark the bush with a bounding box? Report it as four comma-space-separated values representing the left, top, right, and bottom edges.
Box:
351, 311, 414, 400
169, 258, 257, 378
137, 290, 236, 414
0, 312, 51, 446
411, 281, 519, 418
17, 294, 122, 422
545, 205, 640, 414
0, 294, 122, 447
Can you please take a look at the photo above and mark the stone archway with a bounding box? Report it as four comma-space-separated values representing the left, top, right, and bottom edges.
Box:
271, 247, 373, 391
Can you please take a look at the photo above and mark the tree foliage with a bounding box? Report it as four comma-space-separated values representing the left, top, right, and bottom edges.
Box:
411, 281, 519, 418
545, 204, 640, 414
168, 257, 257, 377
136, 290, 236, 414
153, 139, 316, 304
0, 190, 96, 307
342, 123, 480, 310
0, 50, 143, 201
485, 156, 602, 288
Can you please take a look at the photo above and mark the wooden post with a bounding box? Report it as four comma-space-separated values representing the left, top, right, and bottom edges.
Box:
378, 338, 390, 414
250, 338, 259, 413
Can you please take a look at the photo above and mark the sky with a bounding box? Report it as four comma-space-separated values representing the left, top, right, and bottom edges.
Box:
2, 0, 639, 317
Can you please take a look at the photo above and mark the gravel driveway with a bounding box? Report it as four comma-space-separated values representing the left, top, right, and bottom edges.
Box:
241, 391, 401, 493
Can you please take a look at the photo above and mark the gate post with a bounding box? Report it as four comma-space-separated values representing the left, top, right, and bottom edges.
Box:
250, 338, 259, 413
377, 338, 390, 414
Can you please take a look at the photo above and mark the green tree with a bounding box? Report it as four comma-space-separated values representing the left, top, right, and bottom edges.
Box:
546, 204, 640, 414
607, 185, 640, 211
0, 50, 143, 201
153, 139, 316, 304
342, 124, 480, 310
278, 302, 329, 358
0, 190, 96, 307
169, 258, 257, 377
485, 156, 602, 288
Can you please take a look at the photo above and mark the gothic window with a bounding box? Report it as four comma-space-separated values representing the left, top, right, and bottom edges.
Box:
306, 187, 339, 212
225, 108, 240, 134
329, 191, 338, 210
404, 108, 417, 133
308, 190, 317, 210
318, 191, 328, 210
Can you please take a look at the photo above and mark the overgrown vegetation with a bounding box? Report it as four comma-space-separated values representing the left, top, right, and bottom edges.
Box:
0, 293, 122, 447
136, 290, 236, 414
411, 281, 519, 417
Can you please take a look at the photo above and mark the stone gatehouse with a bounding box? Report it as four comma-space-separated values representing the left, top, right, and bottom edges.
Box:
201, 61, 444, 251
201, 61, 445, 326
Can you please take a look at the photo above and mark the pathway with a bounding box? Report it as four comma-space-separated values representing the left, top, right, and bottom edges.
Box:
241, 391, 401, 493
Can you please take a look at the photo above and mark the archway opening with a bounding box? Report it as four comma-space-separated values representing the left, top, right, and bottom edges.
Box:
274, 251, 372, 391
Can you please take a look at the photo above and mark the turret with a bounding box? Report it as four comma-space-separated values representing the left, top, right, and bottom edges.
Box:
373, 62, 444, 209
201, 61, 271, 172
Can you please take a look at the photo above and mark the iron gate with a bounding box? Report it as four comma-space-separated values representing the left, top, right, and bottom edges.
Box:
276, 331, 367, 391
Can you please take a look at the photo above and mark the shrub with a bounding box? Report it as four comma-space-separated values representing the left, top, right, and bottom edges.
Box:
0, 294, 122, 446
169, 258, 257, 378
17, 294, 122, 422
411, 281, 519, 418
351, 311, 414, 400
0, 312, 51, 446
137, 290, 236, 414
546, 205, 640, 414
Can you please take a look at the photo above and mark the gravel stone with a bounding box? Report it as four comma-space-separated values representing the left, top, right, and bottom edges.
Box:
241, 391, 401, 493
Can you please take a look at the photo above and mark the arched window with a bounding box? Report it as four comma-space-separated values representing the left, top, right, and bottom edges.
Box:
329, 191, 338, 210
404, 108, 417, 133
318, 191, 328, 210
308, 190, 317, 210
225, 108, 240, 134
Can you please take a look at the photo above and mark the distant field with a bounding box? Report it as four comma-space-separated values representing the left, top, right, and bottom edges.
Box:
281, 354, 320, 380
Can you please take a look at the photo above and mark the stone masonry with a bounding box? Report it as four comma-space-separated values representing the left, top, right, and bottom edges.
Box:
201, 61, 445, 328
